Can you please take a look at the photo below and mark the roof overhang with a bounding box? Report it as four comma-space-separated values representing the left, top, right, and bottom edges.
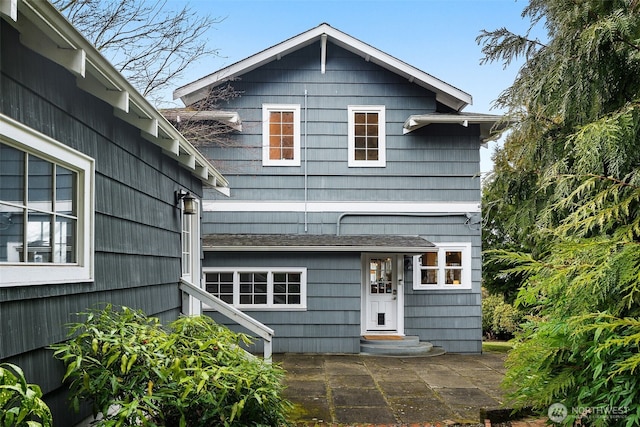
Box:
161, 109, 242, 131
203, 234, 434, 254
1, 0, 230, 196
174, 23, 472, 112
403, 113, 508, 143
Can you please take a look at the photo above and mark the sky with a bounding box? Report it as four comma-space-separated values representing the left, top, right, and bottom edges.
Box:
166, 0, 543, 175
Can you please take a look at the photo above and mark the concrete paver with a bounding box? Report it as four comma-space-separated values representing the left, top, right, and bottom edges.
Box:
275, 352, 545, 426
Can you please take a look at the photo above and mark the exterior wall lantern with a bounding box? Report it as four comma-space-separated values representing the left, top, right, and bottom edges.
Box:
175, 190, 197, 215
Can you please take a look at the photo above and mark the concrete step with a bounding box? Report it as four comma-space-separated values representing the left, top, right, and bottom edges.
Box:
360, 335, 421, 346
359, 336, 445, 357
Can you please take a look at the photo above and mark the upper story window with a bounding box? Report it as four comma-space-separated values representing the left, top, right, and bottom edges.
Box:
412, 243, 472, 290
204, 267, 307, 310
348, 105, 386, 167
0, 114, 94, 287
262, 104, 301, 166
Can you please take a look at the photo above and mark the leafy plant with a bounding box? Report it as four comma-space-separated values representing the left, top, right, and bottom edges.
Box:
478, 0, 640, 424
0, 363, 53, 427
482, 291, 503, 337
482, 289, 522, 339
51, 305, 290, 427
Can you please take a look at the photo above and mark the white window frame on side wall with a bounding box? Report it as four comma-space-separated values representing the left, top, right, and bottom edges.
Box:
203, 267, 307, 311
262, 104, 301, 166
412, 243, 472, 290
0, 114, 95, 287
347, 105, 386, 167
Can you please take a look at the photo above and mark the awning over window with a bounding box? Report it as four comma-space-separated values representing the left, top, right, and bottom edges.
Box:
403, 112, 507, 143
203, 234, 434, 253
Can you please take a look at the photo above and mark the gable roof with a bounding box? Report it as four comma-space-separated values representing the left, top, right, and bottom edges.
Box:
174, 23, 473, 112
1, 0, 229, 195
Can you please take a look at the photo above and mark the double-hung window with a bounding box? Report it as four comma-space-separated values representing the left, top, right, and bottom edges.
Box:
413, 243, 471, 290
204, 268, 307, 310
348, 105, 386, 167
0, 114, 94, 286
262, 104, 301, 166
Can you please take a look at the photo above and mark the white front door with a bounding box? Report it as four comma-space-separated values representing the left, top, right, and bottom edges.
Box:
363, 255, 401, 332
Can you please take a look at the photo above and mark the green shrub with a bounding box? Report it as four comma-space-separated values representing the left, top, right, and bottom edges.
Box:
482, 288, 522, 339
482, 291, 503, 336
51, 305, 290, 427
0, 362, 53, 427
492, 301, 523, 337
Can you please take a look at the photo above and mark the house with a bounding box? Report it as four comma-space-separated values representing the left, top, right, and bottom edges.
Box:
0, 0, 230, 425
173, 23, 501, 355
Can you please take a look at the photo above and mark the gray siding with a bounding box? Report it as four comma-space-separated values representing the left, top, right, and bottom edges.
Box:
204, 251, 362, 354
200, 42, 480, 204
1, 22, 199, 426
199, 39, 481, 354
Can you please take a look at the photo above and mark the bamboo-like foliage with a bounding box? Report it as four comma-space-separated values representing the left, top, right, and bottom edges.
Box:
479, 1, 640, 424
51, 305, 290, 427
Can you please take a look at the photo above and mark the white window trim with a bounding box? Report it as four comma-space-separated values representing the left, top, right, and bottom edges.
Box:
1, 114, 95, 287
262, 104, 301, 166
348, 105, 386, 167
203, 267, 307, 311
412, 242, 472, 290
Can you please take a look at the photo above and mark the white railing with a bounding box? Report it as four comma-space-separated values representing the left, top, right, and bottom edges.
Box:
179, 278, 274, 362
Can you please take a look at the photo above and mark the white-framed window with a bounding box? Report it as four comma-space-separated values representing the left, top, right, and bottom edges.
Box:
413, 243, 472, 290
348, 105, 386, 167
204, 267, 307, 310
0, 114, 94, 287
262, 104, 301, 166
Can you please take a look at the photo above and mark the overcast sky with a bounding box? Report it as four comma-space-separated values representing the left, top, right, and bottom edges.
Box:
168, 0, 544, 174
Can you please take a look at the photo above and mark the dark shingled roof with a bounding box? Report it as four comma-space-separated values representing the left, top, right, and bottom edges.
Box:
202, 234, 434, 253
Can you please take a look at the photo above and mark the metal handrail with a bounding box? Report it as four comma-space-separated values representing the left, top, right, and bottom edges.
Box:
179, 278, 274, 361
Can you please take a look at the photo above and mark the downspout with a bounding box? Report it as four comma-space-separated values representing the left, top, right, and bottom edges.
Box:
336, 212, 474, 236
304, 88, 308, 232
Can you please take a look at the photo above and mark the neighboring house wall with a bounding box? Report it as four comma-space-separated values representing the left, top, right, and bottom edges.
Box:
0, 22, 201, 425
199, 40, 482, 353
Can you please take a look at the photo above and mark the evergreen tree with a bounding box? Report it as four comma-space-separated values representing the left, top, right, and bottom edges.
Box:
479, 1, 640, 424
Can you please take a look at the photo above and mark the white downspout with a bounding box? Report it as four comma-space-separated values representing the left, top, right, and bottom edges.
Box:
304, 88, 308, 232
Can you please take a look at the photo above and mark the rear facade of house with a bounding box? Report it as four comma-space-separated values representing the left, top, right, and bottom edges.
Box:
175, 24, 496, 355
0, 2, 227, 425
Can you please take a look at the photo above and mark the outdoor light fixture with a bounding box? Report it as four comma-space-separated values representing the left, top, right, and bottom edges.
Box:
175, 190, 197, 215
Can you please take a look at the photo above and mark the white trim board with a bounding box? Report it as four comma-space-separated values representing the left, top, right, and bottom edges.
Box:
202, 201, 480, 213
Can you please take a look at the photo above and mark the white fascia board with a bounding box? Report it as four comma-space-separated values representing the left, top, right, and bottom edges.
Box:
174, 25, 328, 102
203, 200, 480, 213
15, 0, 228, 191
322, 26, 472, 111
10, 1, 86, 77
174, 23, 472, 111
0, 0, 17, 21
